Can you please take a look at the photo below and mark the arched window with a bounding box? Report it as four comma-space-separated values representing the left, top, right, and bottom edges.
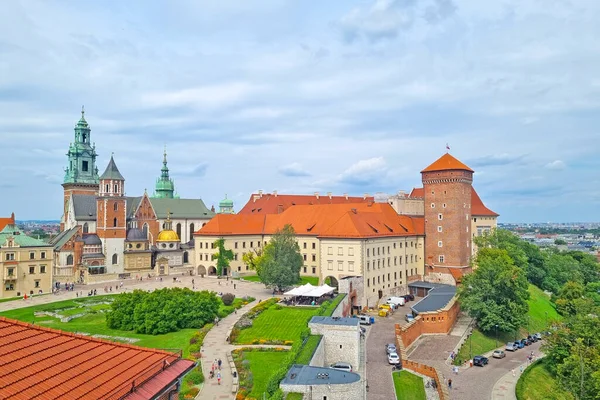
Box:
189, 223, 195, 241
183, 251, 189, 264
112, 254, 118, 265
143, 223, 148, 238
176, 223, 182, 240
66, 254, 74, 265
113, 217, 117, 227
83, 223, 89, 234
114, 184, 118, 193
114, 203, 118, 211
105, 184, 109, 193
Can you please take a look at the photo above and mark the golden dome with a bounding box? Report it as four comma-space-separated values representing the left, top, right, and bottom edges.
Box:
157, 229, 180, 242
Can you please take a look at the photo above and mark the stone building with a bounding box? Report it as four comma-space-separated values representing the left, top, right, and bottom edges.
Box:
280, 365, 363, 400
0, 215, 53, 298
308, 316, 361, 368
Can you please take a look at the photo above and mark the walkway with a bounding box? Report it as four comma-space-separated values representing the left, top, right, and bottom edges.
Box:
491, 353, 545, 400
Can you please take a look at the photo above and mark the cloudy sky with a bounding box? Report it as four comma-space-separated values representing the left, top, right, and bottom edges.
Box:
1, 0, 599, 222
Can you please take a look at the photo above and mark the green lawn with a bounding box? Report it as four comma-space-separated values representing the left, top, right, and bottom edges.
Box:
235, 305, 318, 344
295, 335, 322, 364
285, 393, 304, 400
241, 274, 320, 286
244, 351, 289, 398
455, 285, 561, 364
392, 371, 426, 400
516, 359, 574, 400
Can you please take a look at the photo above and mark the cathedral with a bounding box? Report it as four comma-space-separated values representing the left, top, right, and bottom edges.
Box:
52, 109, 215, 283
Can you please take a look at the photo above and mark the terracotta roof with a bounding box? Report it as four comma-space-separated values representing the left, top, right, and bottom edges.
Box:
237, 192, 375, 215
0, 213, 15, 232
197, 203, 422, 239
0, 317, 194, 400
421, 153, 474, 173
408, 187, 498, 217
470, 187, 499, 216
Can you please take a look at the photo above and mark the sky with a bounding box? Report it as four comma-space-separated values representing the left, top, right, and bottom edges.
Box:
1, 0, 599, 222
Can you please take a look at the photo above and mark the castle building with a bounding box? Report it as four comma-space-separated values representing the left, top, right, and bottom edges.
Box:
0, 214, 54, 298
53, 110, 214, 283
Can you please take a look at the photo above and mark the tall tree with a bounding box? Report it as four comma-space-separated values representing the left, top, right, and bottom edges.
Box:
212, 238, 234, 276
242, 248, 263, 275
458, 248, 530, 333
255, 224, 303, 292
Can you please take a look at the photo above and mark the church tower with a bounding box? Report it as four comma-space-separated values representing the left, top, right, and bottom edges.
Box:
422, 153, 473, 273
61, 107, 100, 230
96, 155, 126, 273
152, 147, 177, 199
219, 194, 235, 214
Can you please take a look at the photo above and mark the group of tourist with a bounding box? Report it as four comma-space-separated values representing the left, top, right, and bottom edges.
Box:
54, 281, 75, 294
209, 358, 223, 384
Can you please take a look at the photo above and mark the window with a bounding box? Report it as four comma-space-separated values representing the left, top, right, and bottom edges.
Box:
5, 283, 14, 291
114, 203, 118, 211
82, 160, 89, 172
348, 261, 354, 272
467, 240, 470, 248
183, 251, 189, 264
443, 203, 447, 208
243, 242, 246, 248
328, 261, 333, 270
176, 223, 182, 239
367, 249, 370, 257
466, 226, 469, 232
235, 242, 238, 249
438, 241, 443, 247
367, 261, 370, 271
40, 265, 46, 274
106, 184, 109, 193
411, 255, 414, 263
112, 254, 118, 265
439, 255, 445, 263
437, 226, 442, 233
474, 217, 477, 222
303, 254, 307, 261
312, 243, 316, 249
250, 242, 254, 248
431, 203, 435, 208
66, 254, 74, 265
328, 247, 333, 255
394, 256, 397, 265
303, 242, 307, 249
83, 222, 89, 233
29, 266, 35, 274
438, 213, 443, 220
258, 241, 261, 247
312, 254, 316, 262
349, 248, 354, 256
136, 243, 141, 249
29, 252, 35, 260
338, 261, 343, 271
393, 243, 396, 249
41, 252, 46, 259
113, 217, 117, 227
35, 281, 40, 288
338, 247, 343, 256
303, 267, 307, 273
387, 246, 390, 254
312, 267, 316, 274
189, 223, 195, 240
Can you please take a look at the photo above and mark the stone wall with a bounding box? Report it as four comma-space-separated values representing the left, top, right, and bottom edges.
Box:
86, 273, 121, 285
309, 322, 360, 368
281, 378, 364, 400
309, 336, 324, 367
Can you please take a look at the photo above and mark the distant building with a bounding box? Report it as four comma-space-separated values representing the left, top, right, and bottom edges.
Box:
218, 194, 235, 214
0, 214, 53, 298
237, 191, 374, 215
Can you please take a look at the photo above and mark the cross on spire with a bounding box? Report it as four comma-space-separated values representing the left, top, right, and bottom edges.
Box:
81, 105, 85, 118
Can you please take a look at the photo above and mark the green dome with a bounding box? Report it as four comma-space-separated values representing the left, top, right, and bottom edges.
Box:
219, 196, 233, 207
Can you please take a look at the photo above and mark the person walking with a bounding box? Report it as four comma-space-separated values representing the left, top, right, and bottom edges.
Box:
218, 358, 222, 370
520, 365, 524, 373
512, 369, 515, 377
448, 379, 452, 389
217, 371, 221, 385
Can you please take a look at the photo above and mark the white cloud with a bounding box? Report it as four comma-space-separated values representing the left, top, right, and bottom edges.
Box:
278, 163, 311, 177
339, 157, 388, 186
545, 160, 566, 170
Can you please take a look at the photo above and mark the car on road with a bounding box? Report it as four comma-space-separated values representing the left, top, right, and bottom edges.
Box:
517, 340, 525, 349
402, 294, 415, 302
527, 335, 538, 343
358, 315, 371, 325
388, 352, 401, 365
492, 350, 506, 359
330, 362, 353, 372
505, 342, 518, 352
405, 313, 415, 323
386, 344, 397, 355
473, 355, 489, 367
534, 332, 543, 340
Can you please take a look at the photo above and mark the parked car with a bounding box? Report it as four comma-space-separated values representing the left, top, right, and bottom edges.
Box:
388, 352, 401, 365
330, 362, 352, 372
402, 294, 415, 302
386, 344, 397, 355
405, 314, 415, 323
527, 335, 538, 343
386, 296, 406, 307
492, 350, 506, 359
534, 332, 543, 341
473, 355, 489, 367
505, 342, 518, 352
517, 340, 525, 349
520, 339, 530, 347
358, 315, 371, 325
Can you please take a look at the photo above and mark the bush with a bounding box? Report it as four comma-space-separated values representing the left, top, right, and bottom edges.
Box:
222, 293, 235, 306
185, 367, 204, 385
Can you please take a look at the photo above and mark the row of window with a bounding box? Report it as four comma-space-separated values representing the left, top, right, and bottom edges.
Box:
4, 252, 46, 261
437, 240, 470, 248
302, 242, 317, 250
5, 265, 47, 276
326, 260, 355, 272
5, 280, 42, 291
303, 254, 317, 262
366, 242, 415, 258
366, 254, 418, 270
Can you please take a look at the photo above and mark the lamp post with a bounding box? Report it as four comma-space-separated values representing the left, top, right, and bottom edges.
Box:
545, 311, 548, 329
527, 316, 530, 335
469, 327, 473, 360
495, 324, 498, 349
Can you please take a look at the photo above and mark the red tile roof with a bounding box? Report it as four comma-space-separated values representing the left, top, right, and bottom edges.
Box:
0, 213, 15, 232
0, 317, 194, 400
197, 203, 423, 238
237, 192, 375, 215
408, 187, 498, 217
421, 153, 474, 173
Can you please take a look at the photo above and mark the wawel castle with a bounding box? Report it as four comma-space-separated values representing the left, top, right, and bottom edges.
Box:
1, 110, 497, 304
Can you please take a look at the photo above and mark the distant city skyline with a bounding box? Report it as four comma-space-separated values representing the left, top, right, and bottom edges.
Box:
1, 1, 599, 222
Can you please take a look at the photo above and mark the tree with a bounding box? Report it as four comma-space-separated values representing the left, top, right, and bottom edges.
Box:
212, 238, 234, 276
555, 238, 567, 246
458, 248, 530, 333
555, 281, 585, 315
242, 248, 263, 275
255, 224, 303, 292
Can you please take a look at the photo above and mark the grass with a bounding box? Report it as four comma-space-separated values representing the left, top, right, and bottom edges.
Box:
240, 275, 320, 286
235, 305, 318, 344
516, 359, 574, 400
243, 350, 289, 398
455, 284, 561, 364
285, 393, 304, 400
392, 370, 426, 400
295, 335, 322, 364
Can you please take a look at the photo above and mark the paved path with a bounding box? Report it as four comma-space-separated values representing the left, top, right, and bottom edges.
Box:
491, 353, 545, 400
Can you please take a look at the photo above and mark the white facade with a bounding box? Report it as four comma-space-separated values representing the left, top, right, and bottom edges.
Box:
103, 238, 125, 274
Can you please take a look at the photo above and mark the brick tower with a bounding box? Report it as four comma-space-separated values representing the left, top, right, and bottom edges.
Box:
421, 153, 474, 274
61, 107, 100, 230
96, 155, 126, 273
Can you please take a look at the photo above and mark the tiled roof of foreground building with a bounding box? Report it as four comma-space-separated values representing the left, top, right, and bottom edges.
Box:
197, 203, 425, 238
421, 152, 474, 173
0, 317, 195, 400
238, 192, 375, 215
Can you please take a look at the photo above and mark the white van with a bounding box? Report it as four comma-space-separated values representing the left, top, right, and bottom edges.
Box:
386, 296, 406, 307
330, 362, 352, 372
358, 315, 371, 325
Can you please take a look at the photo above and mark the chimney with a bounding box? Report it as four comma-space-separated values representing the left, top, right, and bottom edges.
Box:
10, 212, 15, 222
327, 192, 332, 199
315, 192, 319, 199
253, 195, 260, 202
364, 193, 369, 200
273, 190, 278, 197
344, 193, 348, 200
258, 190, 263, 197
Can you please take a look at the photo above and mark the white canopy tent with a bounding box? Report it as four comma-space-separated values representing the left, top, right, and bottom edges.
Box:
284, 284, 336, 298
283, 283, 315, 296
